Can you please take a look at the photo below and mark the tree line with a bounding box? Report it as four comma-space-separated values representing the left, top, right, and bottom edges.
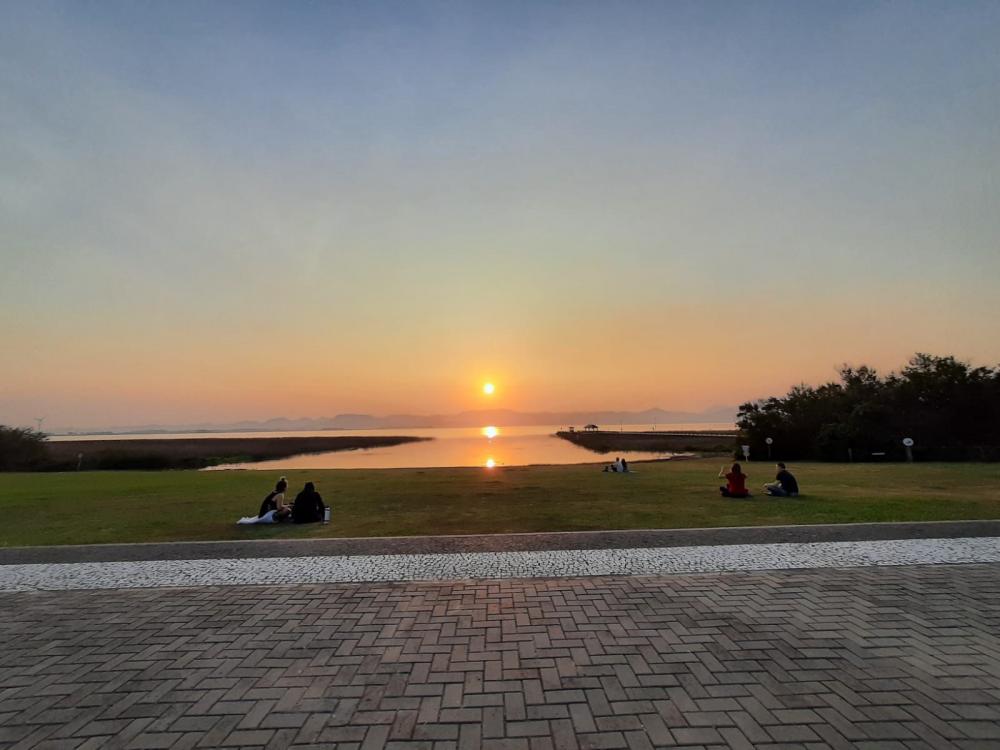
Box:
737, 354, 1000, 461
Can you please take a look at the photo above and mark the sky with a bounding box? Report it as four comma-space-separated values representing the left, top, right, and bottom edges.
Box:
2, 1, 999, 430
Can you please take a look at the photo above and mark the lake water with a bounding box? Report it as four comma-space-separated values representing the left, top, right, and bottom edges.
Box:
52, 423, 734, 470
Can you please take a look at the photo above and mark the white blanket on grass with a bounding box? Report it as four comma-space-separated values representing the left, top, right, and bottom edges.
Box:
237, 510, 278, 525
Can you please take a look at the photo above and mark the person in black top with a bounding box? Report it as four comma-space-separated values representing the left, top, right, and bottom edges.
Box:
764, 463, 799, 497
291, 481, 327, 524
258, 477, 290, 520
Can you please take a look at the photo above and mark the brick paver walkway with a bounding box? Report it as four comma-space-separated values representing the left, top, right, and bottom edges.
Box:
3, 564, 1000, 749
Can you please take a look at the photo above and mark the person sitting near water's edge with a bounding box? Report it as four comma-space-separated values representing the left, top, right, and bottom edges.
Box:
764, 463, 799, 497
291, 481, 327, 524
719, 463, 750, 498
603, 457, 626, 473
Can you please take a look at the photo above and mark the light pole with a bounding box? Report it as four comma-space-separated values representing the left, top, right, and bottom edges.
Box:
902, 437, 914, 463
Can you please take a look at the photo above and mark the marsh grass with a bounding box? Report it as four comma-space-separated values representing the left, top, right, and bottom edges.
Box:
38, 435, 426, 470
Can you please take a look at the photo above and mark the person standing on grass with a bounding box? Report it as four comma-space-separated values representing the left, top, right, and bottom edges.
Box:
291, 481, 327, 524
764, 463, 800, 497
719, 463, 750, 498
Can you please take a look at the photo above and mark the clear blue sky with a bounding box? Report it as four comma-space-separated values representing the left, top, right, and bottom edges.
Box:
2, 1, 999, 428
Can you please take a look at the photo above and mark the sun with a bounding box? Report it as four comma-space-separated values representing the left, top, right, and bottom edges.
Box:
483, 382, 495, 395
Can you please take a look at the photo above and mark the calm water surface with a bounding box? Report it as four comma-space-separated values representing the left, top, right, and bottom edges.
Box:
52, 424, 734, 470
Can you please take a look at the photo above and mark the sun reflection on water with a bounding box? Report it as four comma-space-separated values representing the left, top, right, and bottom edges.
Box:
482, 425, 499, 439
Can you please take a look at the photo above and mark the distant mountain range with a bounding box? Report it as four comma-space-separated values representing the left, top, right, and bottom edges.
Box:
56, 406, 737, 436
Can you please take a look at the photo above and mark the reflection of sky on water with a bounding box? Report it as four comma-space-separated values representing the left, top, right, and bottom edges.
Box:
205, 424, 709, 470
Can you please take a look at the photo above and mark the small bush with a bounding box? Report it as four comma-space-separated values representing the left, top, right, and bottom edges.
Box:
0, 426, 48, 471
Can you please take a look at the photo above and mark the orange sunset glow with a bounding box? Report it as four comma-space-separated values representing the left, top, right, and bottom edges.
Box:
1, 2, 998, 434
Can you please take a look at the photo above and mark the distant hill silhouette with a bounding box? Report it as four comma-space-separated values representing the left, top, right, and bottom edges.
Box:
57, 406, 737, 436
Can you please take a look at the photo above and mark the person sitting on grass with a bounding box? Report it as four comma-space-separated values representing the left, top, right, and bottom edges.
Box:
764, 463, 799, 497
238, 476, 292, 525
603, 457, 627, 473
291, 481, 327, 524
258, 476, 291, 521
718, 463, 750, 498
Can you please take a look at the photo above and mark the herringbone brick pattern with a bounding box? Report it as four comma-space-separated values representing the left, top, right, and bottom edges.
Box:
2, 564, 999, 749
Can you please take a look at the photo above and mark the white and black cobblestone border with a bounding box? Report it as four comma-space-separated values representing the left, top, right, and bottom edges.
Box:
2, 536, 999, 591
4, 519, 1000, 565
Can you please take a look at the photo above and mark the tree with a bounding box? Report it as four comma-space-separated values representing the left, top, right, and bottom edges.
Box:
737, 354, 1000, 461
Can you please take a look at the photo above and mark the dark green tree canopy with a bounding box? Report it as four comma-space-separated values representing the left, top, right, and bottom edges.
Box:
737, 354, 1000, 461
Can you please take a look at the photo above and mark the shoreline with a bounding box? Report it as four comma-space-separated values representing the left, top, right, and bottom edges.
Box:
33, 431, 732, 473
206, 453, 702, 472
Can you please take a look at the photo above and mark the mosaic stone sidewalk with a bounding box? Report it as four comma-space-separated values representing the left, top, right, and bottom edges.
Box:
2, 564, 1000, 749
2, 537, 999, 592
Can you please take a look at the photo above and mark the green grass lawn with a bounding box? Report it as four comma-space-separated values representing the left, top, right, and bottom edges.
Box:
1, 459, 998, 547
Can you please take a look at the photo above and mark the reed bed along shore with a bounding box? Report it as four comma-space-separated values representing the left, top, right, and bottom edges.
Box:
557, 429, 737, 454
40, 435, 428, 471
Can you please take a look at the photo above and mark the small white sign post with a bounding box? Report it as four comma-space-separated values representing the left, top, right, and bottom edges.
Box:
902, 437, 914, 463
741, 444, 750, 461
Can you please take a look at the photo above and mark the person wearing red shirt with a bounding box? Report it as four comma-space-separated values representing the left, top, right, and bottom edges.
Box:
718, 463, 751, 498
